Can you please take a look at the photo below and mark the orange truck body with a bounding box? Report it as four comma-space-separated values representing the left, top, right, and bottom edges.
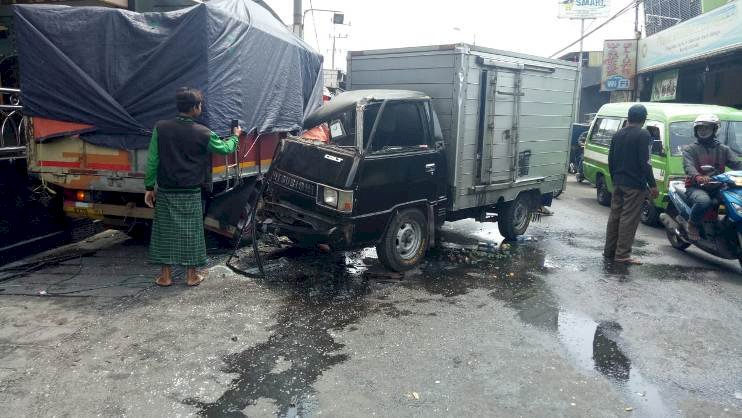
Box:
26, 116, 277, 235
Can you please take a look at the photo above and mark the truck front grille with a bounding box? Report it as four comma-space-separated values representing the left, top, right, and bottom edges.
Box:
270, 170, 317, 197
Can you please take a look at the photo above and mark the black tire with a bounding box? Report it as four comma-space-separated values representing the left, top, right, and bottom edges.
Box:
664, 204, 690, 250
376, 208, 428, 272
497, 194, 532, 240
640, 199, 661, 227
596, 176, 612, 207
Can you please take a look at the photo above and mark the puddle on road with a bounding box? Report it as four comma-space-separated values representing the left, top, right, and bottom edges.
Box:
186, 249, 382, 417
408, 241, 674, 417
191, 228, 681, 417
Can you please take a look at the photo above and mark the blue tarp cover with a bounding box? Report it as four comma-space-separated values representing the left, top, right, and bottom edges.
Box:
15, 0, 323, 149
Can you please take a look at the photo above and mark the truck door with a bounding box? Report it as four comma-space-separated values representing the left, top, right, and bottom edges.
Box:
355, 100, 442, 215
477, 64, 523, 184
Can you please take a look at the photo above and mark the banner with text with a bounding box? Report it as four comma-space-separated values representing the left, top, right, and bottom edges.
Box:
638, 2, 742, 72
651, 69, 679, 102
558, 0, 611, 19
601, 39, 637, 92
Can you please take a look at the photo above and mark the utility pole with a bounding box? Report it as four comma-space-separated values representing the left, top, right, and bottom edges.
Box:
574, 18, 585, 123
293, 0, 303, 38
633, 0, 641, 101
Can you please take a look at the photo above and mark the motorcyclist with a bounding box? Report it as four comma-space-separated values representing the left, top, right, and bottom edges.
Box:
682, 114, 742, 241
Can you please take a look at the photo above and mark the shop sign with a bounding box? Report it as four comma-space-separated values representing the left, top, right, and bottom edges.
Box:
638, 2, 742, 72
558, 0, 611, 19
651, 69, 679, 102
601, 39, 637, 91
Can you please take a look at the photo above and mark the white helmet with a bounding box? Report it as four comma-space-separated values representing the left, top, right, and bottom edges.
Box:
694, 114, 720, 140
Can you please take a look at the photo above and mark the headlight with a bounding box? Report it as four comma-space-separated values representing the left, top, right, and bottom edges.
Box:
731, 202, 742, 216
318, 186, 353, 212
734, 177, 742, 187
323, 188, 338, 207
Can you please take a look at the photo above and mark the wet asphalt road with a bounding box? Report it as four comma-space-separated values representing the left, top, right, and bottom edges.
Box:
0, 177, 741, 418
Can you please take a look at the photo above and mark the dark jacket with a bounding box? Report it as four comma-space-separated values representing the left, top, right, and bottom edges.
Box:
683, 139, 742, 187
608, 126, 657, 190
155, 118, 213, 189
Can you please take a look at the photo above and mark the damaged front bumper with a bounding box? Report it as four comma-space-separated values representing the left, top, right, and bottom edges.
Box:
262, 200, 355, 250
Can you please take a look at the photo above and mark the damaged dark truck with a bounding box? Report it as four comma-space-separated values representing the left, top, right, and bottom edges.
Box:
263, 45, 578, 271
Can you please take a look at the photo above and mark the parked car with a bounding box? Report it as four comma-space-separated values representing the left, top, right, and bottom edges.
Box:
582, 102, 742, 226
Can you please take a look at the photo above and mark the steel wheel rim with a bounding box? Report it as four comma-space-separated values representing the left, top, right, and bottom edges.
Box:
396, 221, 422, 260
513, 200, 530, 231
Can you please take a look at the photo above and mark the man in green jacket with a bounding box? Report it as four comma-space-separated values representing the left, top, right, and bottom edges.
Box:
144, 87, 241, 287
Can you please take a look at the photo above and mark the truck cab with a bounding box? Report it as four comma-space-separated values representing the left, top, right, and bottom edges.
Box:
264, 90, 448, 271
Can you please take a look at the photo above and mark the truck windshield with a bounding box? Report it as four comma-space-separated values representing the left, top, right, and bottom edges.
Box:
669, 121, 728, 156
304, 103, 382, 149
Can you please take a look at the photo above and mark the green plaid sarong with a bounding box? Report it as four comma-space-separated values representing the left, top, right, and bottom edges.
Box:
149, 187, 207, 267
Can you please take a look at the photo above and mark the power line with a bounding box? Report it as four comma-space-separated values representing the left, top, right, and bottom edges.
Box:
550, 0, 641, 59
309, 0, 320, 51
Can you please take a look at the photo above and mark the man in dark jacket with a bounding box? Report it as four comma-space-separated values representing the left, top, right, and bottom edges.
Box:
683, 114, 742, 241
144, 87, 241, 287
604, 104, 659, 264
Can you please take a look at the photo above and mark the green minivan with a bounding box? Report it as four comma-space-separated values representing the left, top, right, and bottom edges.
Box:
582, 102, 742, 226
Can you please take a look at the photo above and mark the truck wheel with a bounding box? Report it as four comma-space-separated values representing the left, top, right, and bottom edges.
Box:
640, 199, 661, 227
596, 176, 612, 207
376, 208, 428, 272
497, 194, 531, 240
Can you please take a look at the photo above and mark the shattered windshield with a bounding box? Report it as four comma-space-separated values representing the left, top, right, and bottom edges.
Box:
302, 103, 381, 149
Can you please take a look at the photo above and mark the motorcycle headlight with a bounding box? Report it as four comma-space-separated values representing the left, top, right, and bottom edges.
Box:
731, 202, 742, 216
734, 177, 742, 187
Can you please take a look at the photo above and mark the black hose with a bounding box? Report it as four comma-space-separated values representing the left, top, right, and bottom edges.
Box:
226, 136, 285, 278
226, 178, 267, 278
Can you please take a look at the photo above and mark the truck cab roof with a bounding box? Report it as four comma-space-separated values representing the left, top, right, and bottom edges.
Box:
303, 90, 430, 129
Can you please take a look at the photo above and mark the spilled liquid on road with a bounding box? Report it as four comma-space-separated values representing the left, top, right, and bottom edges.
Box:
187, 225, 724, 417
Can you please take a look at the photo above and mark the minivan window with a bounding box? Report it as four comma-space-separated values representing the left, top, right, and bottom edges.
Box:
669, 121, 729, 156
727, 122, 742, 155
590, 118, 622, 147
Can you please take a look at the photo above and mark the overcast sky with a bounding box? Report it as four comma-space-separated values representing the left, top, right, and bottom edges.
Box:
264, 0, 642, 70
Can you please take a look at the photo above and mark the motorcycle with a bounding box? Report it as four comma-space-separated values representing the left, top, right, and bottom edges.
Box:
574, 132, 587, 183
659, 165, 742, 268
